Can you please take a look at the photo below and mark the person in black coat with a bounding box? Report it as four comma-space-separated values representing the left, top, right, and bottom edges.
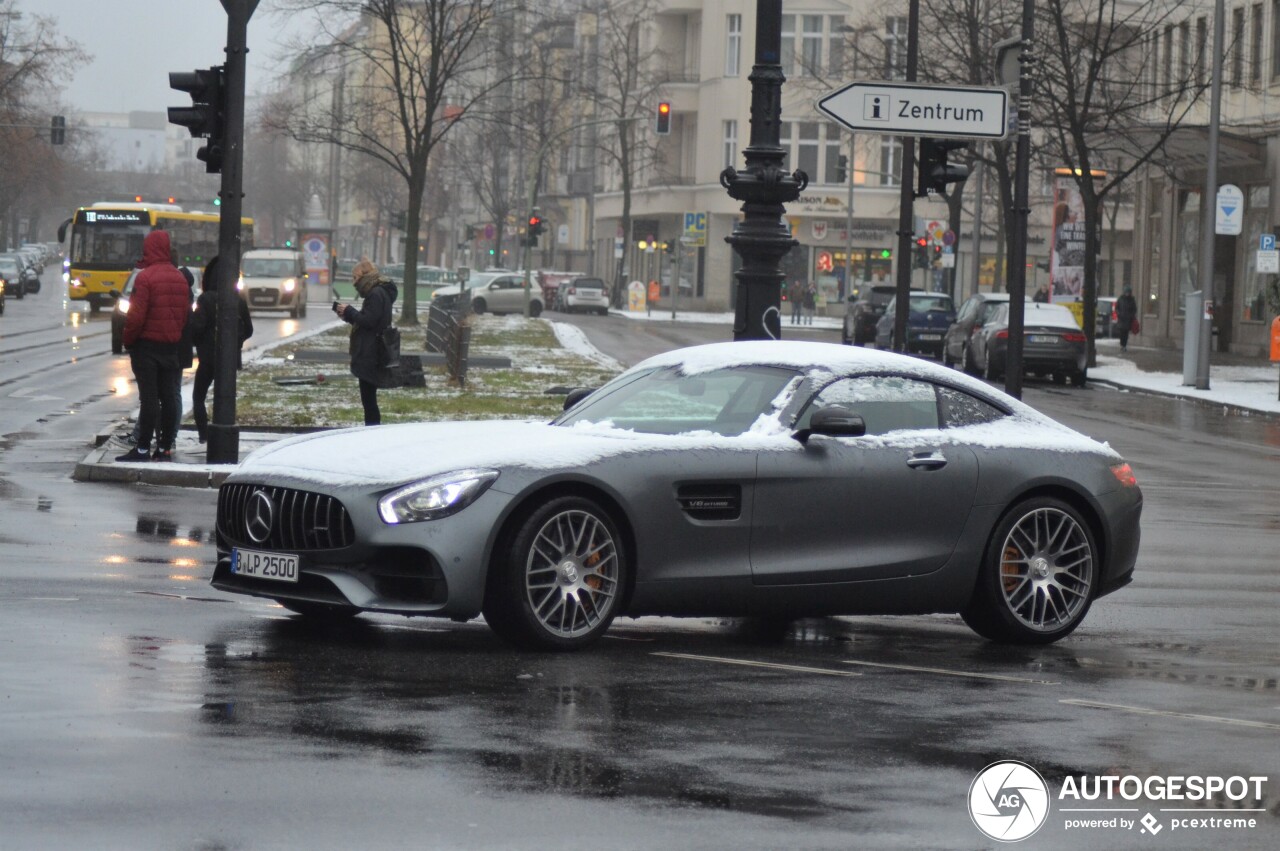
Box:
1115, 285, 1138, 352
333, 258, 398, 426
189, 255, 254, 442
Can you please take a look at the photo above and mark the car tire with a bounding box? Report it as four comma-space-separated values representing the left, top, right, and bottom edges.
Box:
1051, 371, 1067, 385
276, 599, 361, 620
962, 344, 978, 375
961, 496, 1097, 644
14, 283, 23, 300
299, 298, 307, 318
529, 300, 543, 318
941, 346, 954, 368
984, 351, 1002, 382
112, 333, 122, 355
483, 495, 627, 651
472, 297, 487, 314
1069, 368, 1087, 387
88, 298, 100, 313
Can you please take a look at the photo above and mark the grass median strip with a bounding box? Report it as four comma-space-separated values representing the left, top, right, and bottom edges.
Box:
233, 314, 621, 428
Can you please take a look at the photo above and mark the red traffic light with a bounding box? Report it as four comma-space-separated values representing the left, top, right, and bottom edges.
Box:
528, 215, 542, 228
915, 236, 928, 247
134, 195, 143, 203
656, 101, 672, 135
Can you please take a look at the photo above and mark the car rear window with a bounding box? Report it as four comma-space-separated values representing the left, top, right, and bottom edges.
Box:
908, 295, 953, 313
1024, 304, 1081, 328
574, 279, 605, 290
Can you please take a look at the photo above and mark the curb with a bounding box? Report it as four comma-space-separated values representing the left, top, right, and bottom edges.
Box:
72, 443, 234, 489
1088, 378, 1280, 420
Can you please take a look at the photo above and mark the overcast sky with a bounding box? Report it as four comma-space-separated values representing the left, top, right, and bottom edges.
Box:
51, 1, 308, 114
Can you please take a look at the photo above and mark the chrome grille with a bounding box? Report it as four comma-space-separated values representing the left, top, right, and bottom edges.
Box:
218, 482, 355, 551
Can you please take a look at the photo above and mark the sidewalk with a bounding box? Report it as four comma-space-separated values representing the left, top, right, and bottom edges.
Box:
73, 319, 1280, 489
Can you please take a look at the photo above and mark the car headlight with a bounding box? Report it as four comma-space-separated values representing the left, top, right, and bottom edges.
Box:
119, 298, 130, 314
282, 278, 296, 292
378, 469, 499, 524
236, 277, 244, 290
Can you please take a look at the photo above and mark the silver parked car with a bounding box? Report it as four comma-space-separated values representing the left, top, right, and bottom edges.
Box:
212, 341, 1141, 650
432, 272, 543, 316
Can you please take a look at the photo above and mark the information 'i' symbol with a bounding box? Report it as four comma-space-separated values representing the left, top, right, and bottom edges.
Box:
871, 97, 882, 118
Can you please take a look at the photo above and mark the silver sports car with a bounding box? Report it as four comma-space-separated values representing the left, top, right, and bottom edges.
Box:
212, 341, 1142, 650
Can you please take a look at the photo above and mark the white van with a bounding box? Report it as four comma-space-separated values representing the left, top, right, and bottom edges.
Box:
239, 248, 308, 317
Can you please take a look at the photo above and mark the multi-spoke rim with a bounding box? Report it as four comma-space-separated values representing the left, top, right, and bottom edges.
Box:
524, 509, 620, 639
998, 507, 1093, 632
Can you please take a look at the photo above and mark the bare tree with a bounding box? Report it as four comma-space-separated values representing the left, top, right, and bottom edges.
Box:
273, 0, 517, 324
245, 94, 313, 247
1035, 0, 1209, 363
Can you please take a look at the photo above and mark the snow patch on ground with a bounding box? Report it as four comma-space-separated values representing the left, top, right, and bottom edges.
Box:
548, 320, 625, 371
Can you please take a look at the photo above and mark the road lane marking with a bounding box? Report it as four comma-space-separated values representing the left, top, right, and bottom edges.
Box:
1060, 699, 1280, 729
652, 651, 862, 677
841, 659, 1059, 684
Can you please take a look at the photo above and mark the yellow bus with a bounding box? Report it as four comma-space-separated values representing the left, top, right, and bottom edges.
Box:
58, 202, 253, 313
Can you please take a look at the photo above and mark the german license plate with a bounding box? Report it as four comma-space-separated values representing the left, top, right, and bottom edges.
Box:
1028, 334, 1057, 344
918, 333, 942, 340
231, 548, 299, 583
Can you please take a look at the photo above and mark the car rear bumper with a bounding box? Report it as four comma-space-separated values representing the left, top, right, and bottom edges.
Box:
1096, 485, 1142, 598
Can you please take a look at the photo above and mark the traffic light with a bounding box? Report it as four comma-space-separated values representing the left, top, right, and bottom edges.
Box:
50, 115, 65, 145
836, 154, 848, 183
916, 138, 970, 198
168, 67, 226, 173
914, 236, 929, 269
526, 212, 546, 247
464, 224, 476, 240
392, 211, 407, 231
655, 101, 671, 135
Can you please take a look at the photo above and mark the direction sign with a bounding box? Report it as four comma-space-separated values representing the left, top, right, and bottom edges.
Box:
1215, 184, 1244, 236
816, 80, 1009, 139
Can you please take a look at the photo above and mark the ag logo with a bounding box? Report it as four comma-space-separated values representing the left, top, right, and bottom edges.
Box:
968, 760, 1050, 842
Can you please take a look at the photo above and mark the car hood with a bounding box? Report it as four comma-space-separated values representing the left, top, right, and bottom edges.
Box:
233, 419, 788, 489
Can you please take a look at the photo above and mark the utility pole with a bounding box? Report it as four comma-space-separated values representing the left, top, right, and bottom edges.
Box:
1004, 0, 1034, 399
844, 135, 856, 300
1193, 0, 1225, 391
722, 0, 808, 341
967, 155, 985, 299
207, 0, 258, 464
891, 0, 920, 353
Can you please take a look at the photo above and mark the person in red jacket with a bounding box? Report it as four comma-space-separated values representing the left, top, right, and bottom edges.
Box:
115, 230, 192, 462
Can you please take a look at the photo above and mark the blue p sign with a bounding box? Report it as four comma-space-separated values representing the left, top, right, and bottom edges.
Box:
1261, 234, 1276, 252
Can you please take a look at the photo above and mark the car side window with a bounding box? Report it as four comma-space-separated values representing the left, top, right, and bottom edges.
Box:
937, 386, 1007, 427
955, 298, 976, 323
798, 376, 940, 435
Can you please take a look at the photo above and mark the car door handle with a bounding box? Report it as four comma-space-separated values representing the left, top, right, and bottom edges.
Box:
906, 451, 948, 470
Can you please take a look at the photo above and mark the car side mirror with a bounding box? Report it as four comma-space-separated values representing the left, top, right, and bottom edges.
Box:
108, 291, 120, 300
793, 405, 866, 443
563, 387, 594, 410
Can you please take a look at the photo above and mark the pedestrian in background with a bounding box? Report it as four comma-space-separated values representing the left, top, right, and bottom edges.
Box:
1033, 284, 1050, 303
333, 258, 398, 426
115, 230, 189, 462
189, 255, 253, 443
802, 282, 817, 326
788, 280, 803, 325
1115, 285, 1138, 352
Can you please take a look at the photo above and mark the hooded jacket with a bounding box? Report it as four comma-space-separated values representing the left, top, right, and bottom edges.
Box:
339, 274, 398, 384
122, 230, 192, 348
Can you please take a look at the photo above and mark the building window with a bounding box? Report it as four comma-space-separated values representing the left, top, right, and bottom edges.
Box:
1144, 181, 1162, 314
725, 14, 741, 77
1198, 17, 1209, 85
1179, 21, 1190, 80
801, 15, 823, 76
1232, 6, 1245, 87
824, 124, 843, 184
885, 16, 907, 79
1243, 185, 1272, 320
828, 15, 846, 75
781, 15, 795, 75
1273, 1, 1280, 78
1147, 30, 1160, 101
796, 121, 820, 178
880, 137, 901, 187
1163, 26, 1173, 91
1252, 3, 1264, 83
722, 119, 737, 170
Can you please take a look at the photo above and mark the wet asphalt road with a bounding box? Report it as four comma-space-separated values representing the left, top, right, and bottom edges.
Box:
1, 300, 1278, 849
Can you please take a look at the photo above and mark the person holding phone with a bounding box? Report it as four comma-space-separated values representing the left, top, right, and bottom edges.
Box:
333, 258, 397, 425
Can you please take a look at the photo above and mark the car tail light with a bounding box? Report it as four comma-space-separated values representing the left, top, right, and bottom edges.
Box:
1062, 332, 1086, 343
995, 329, 1009, 339
567, 287, 576, 295
1110, 462, 1137, 487
1111, 307, 1118, 321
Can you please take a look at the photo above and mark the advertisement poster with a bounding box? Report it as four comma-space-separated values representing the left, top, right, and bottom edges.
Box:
300, 232, 331, 286
1050, 177, 1087, 300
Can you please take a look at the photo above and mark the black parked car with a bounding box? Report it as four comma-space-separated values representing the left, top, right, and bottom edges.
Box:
841, 284, 896, 345
874, 291, 956, 358
0, 254, 36, 297
971, 301, 1089, 386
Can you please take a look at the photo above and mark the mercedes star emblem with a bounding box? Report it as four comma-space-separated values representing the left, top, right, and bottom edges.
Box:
245, 489, 275, 544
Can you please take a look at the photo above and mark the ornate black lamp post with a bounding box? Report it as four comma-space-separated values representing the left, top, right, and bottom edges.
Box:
720, 0, 808, 341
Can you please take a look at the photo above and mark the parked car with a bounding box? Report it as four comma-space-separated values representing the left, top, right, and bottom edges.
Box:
432, 272, 543, 316
1096, 296, 1119, 338
559, 276, 609, 314
841, 284, 897, 345
971, 301, 1089, 386
0, 253, 37, 297
211, 340, 1141, 649
874, 292, 956, 358
0, 255, 25, 302
943, 292, 1031, 374
238, 248, 308, 318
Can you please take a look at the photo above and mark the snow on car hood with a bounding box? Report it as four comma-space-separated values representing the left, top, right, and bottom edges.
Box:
236, 419, 792, 488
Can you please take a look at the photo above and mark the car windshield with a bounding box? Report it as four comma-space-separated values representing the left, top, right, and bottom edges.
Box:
0, 259, 20, 275
554, 365, 800, 436
242, 258, 295, 278
909, 295, 953, 313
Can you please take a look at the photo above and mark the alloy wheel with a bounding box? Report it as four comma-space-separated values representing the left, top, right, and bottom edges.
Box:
524, 508, 620, 639
997, 506, 1093, 632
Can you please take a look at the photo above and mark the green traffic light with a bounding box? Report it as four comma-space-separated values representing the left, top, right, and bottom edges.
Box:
213, 197, 221, 206
489, 248, 495, 255
284, 240, 292, 248
880, 249, 891, 259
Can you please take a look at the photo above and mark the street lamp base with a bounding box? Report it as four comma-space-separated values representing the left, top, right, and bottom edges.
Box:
206, 423, 240, 465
